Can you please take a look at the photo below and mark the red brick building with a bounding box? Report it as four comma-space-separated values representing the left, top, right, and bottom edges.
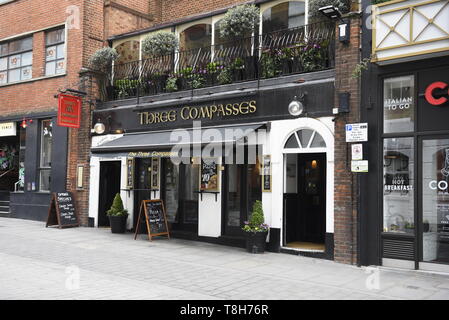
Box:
0, 0, 156, 222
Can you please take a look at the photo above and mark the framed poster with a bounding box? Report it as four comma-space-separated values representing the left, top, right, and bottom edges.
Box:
199, 158, 220, 192
262, 155, 272, 192
126, 158, 134, 189
151, 157, 160, 190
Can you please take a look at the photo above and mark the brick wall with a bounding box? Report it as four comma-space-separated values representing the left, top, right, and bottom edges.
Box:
333, 15, 361, 264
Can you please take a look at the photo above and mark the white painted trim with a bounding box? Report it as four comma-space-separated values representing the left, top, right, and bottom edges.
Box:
382, 258, 415, 270
268, 117, 335, 249
419, 262, 449, 274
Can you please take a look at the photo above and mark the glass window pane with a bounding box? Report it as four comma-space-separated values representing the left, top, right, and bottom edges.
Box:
227, 164, 242, 227
285, 134, 299, 148
21, 66, 32, 80
180, 24, 212, 51
39, 169, 51, 192
285, 154, 297, 193
383, 137, 414, 233
56, 60, 65, 74
297, 129, 314, 148
0, 71, 6, 84
247, 158, 262, 217
46, 62, 56, 75
163, 159, 179, 223
263, 2, 305, 34
384, 75, 415, 133
46, 29, 65, 45
182, 164, 199, 224
21, 51, 32, 66
46, 46, 56, 61
40, 119, 53, 167
9, 54, 21, 68
56, 44, 65, 59
422, 138, 449, 263
0, 57, 7, 70
9, 37, 32, 53
0, 43, 8, 56
8, 69, 20, 82
310, 132, 326, 148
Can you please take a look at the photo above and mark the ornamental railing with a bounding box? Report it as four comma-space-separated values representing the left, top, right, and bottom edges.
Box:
103, 21, 335, 101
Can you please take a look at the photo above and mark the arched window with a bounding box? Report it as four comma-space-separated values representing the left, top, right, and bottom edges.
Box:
284, 129, 326, 149
180, 24, 212, 51
114, 40, 140, 64
262, 1, 306, 34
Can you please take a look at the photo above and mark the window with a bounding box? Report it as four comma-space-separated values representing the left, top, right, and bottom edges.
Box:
180, 24, 212, 51
383, 137, 414, 233
383, 75, 415, 134
45, 28, 65, 75
262, 1, 305, 34
0, 36, 33, 84
39, 119, 53, 191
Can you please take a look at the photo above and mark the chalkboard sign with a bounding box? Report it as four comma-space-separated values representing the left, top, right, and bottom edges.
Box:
46, 192, 79, 228
262, 155, 272, 192
200, 158, 219, 192
134, 200, 170, 241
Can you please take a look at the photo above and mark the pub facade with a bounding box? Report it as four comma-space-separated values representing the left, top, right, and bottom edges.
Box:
360, 0, 449, 272
88, 0, 362, 262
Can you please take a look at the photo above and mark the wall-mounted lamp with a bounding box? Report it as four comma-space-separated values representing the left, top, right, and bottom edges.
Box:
288, 93, 307, 117
21, 118, 33, 129
318, 5, 350, 43
93, 119, 106, 135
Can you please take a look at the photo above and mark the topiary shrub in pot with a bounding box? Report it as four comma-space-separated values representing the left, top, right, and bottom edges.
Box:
243, 200, 269, 254
107, 193, 128, 234
142, 32, 179, 57
219, 4, 260, 40
88, 47, 119, 72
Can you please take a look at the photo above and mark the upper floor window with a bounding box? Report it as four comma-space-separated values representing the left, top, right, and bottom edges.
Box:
0, 37, 33, 85
46, 28, 65, 75
180, 24, 212, 51
262, 1, 305, 34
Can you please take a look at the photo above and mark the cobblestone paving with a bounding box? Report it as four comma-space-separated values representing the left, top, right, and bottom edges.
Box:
1, 218, 449, 300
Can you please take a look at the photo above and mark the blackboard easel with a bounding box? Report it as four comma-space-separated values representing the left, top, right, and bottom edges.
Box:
134, 200, 170, 241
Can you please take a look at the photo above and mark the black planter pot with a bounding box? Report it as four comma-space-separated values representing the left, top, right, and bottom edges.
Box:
245, 231, 268, 254
109, 215, 128, 234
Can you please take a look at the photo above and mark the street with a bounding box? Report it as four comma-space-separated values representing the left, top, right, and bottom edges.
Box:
1, 217, 449, 300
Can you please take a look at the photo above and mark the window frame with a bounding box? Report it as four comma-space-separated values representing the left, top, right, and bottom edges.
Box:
0, 36, 33, 84
45, 27, 66, 76
38, 119, 53, 192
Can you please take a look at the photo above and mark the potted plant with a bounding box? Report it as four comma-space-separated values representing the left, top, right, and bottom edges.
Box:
142, 31, 179, 57
219, 4, 260, 40
107, 193, 128, 234
242, 200, 269, 253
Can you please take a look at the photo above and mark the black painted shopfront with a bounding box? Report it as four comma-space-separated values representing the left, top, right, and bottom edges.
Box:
0, 112, 68, 221
360, 58, 449, 269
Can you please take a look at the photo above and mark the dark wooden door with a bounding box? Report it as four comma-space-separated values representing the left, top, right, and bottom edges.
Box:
98, 161, 121, 227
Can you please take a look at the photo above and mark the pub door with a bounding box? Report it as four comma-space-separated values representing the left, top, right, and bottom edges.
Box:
98, 161, 121, 227
284, 153, 326, 250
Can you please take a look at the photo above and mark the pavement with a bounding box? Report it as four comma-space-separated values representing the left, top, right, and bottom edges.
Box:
0, 217, 449, 300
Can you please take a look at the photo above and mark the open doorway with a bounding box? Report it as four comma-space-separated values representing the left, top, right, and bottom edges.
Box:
98, 161, 121, 227
284, 153, 326, 251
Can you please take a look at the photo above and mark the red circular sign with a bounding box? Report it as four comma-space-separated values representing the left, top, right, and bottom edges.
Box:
425, 81, 449, 106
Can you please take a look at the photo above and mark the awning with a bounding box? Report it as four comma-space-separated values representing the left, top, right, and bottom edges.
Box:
92, 124, 265, 153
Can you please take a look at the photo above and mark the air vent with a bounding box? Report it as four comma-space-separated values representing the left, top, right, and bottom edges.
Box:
383, 238, 415, 260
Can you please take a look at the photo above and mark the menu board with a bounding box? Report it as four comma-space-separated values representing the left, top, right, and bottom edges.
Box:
151, 158, 160, 190
134, 200, 170, 241
200, 158, 219, 192
126, 158, 134, 189
46, 192, 79, 228
262, 155, 271, 192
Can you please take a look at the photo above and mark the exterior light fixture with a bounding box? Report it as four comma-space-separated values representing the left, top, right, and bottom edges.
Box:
288, 93, 307, 117
318, 5, 350, 43
21, 118, 33, 129
93, 119, 106, 135
312, 160, 318, 169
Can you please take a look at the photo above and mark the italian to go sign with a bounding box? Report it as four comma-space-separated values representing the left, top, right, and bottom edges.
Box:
57, 94, 82, 128
345, 123, 368, 143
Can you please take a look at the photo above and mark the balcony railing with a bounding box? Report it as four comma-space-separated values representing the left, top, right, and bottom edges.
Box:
102, 22, 335, 101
